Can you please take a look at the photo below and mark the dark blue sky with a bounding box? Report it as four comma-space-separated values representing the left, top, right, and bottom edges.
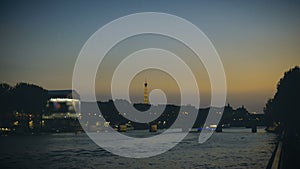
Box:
1, 0, 300, 112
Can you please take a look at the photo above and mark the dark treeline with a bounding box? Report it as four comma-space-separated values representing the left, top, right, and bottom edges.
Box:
264, 66, 300, 168
265, 66, 300, 133
95, 100, 263, 130
0, 82, 47, 132
0, 82, 265, 134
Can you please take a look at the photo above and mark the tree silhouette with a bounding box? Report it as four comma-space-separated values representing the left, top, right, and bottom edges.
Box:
0, 83, 14, 127
274, 66, 300, 132
220, 104, 233, 125
11, 82, 47, 132
265, 66, 300, 132
264, 99, 276, 126
265, 66, 300, 168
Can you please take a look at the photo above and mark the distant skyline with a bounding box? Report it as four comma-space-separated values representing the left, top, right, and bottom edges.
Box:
1, 1, 300, 113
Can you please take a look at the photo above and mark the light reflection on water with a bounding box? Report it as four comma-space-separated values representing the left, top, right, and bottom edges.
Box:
0, 127, 276, 169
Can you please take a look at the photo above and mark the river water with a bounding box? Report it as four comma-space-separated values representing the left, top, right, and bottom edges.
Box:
0, 127, 276, 169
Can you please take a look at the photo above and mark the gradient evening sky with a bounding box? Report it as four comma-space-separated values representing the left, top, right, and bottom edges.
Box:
1, 1, 300, 113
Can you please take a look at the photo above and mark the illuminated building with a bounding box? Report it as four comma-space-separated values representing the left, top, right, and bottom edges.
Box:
43, 90, 80, 120
42, 90, 81, 132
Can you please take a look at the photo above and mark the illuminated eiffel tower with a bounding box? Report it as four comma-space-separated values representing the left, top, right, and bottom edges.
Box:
143, 80, 149, 104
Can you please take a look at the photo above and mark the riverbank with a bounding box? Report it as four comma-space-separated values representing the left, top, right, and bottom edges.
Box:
266, 130, 300, 169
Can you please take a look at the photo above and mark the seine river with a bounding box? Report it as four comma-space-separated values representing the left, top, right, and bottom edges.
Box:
0, 127, 276, 169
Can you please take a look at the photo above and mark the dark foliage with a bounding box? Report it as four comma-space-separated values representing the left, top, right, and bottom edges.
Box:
264, 66, 300, 168
0, 82, 47, 131
0, 83, 14, 127
264, 66, 300, 133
